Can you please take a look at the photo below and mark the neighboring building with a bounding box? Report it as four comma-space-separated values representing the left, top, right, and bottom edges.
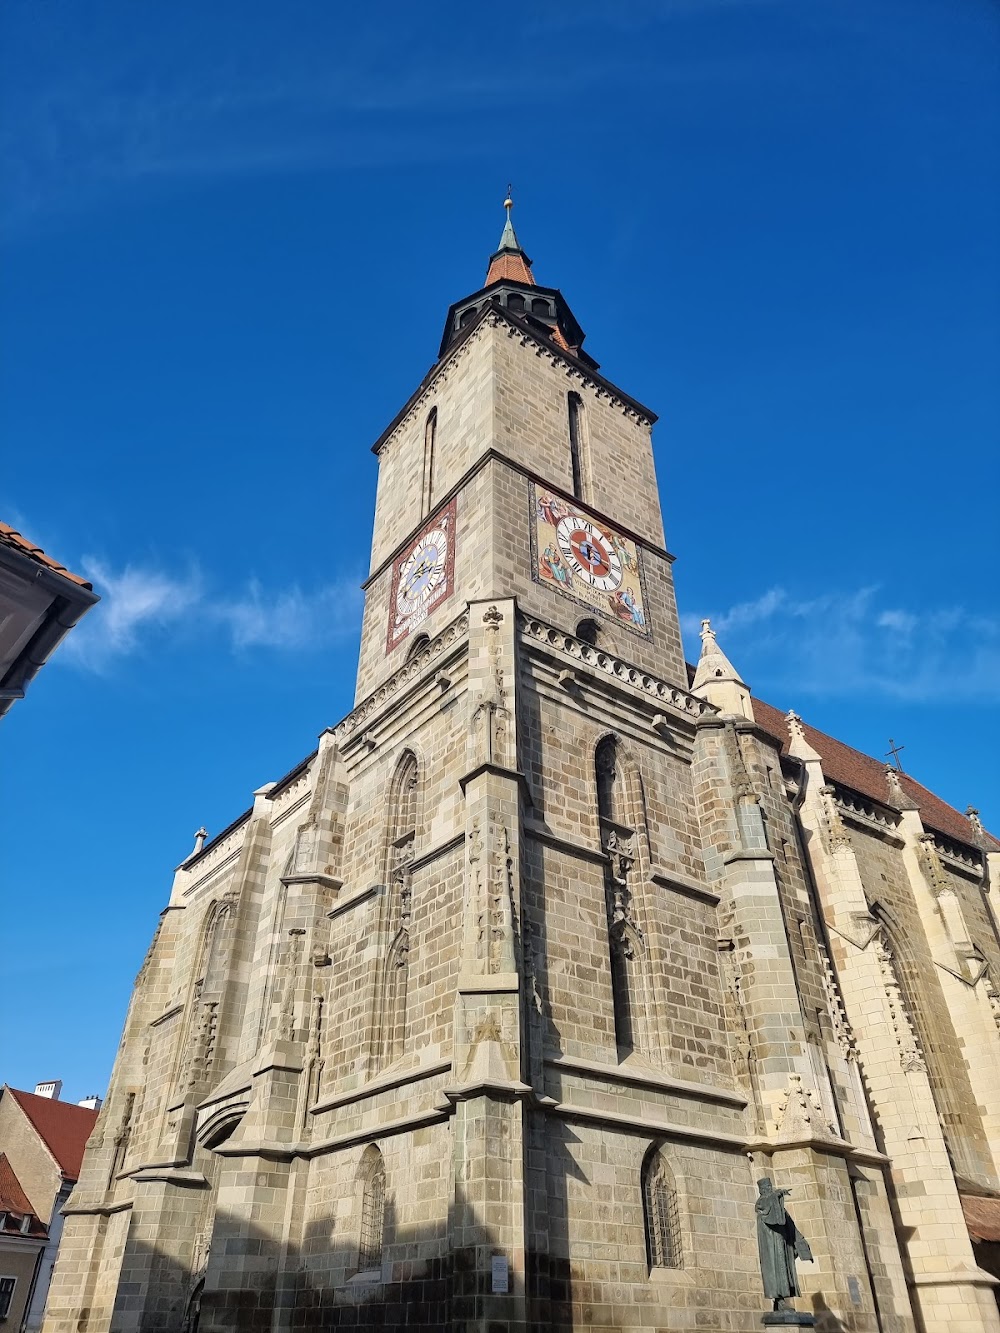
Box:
0, 521, 98, 718
0, 1153, 48, 1332
0, 1086, 99, 1331
44, 205, 1000, 1332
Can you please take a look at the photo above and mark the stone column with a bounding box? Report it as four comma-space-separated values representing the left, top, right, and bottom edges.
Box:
887, 781, 1000, 1181
446, 599, 531, 1331
695, 712, 883, 1330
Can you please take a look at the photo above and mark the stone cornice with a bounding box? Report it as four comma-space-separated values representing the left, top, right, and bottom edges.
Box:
311, 1057, 451, 1115
829, 785, 904, 846
370, 304, 657, 460
519, 612, 712, 724
337, 611, 470, 743
544, 1053, 746, 1108
364, 448, 675, 593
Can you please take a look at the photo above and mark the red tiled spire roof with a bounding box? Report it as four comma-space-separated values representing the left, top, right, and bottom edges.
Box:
6, 1088, 99, 1181
0, 521, 92, 589
486, 249, 535, 286
485, 190, 535, 287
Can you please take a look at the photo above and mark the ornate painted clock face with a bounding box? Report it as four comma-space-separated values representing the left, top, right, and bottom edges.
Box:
530, 484, 650, 638
555, 516, 623, 592
386, 499, 456, 653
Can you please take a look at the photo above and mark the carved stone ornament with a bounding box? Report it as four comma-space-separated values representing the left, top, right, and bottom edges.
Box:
819, 786, 851, 853
603, 828, 641, 959
873, 939, 926, 1072
818, 946, 858, 1063
773, 1072, 836, 1138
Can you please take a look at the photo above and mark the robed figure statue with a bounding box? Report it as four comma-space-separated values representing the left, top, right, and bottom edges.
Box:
755, 1178, 813, 1312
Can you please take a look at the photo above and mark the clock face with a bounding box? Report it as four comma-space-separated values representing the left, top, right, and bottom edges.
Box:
397, 528, 448, 614
386, 500, 456, 653
555, 517, 623, 592
531, 484, 650, 638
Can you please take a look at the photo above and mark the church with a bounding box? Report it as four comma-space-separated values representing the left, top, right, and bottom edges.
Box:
44, 201, 1000, 1332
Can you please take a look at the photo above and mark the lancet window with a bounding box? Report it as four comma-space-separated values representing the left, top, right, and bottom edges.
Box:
567, 392, 587, 500
874, 906, 986, 1180
357, 1145, 387, 1275
200, 898, 235, 997
642, 1149, 681, 1270
372, 752, 418, 1071
595, 735, 650, 1056
420, 407, 438, 516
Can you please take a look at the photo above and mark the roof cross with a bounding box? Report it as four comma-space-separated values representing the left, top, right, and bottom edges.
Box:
885, 738, 906, 773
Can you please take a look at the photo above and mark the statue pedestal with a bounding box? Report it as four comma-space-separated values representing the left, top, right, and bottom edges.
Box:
762, 1312, 815, 1327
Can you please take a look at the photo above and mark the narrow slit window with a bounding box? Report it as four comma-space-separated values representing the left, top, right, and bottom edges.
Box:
421, 408, 438, 516
568, 392, 585, 500
358, 1148, 387, 1275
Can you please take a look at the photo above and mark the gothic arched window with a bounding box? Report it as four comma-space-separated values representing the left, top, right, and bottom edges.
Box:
372, 752, 418, 1071
642, 1150, 681, 1270
576, 618, 600, 647
201, 900, 235, 996
421, 408, 438, 516
568, 392, 586, 500
357, 1145, 387, 1275
595, 735, 650, 1056
406, 633, 430, 662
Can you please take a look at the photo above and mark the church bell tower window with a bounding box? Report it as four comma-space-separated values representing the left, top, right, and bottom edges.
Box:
567, 391, 586, 500
421, 407, 438, 517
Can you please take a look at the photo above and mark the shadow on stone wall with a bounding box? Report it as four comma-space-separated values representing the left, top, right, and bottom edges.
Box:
90, 1182, 585, 1333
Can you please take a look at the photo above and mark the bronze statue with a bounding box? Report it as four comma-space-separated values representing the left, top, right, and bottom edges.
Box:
755, 1177, 813, 1316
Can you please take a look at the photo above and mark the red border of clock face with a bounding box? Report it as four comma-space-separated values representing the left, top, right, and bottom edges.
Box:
385, 497, 457, 655
567, 527, 613, 579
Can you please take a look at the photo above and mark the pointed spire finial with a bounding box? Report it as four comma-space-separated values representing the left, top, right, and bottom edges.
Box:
497, 184, 521, 254
486, 186, 535, 286
691, 618, 754, 720
785, 709, 821, 763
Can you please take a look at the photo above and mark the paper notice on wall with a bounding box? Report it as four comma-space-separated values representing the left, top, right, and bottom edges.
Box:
491, 1254, 509, 1294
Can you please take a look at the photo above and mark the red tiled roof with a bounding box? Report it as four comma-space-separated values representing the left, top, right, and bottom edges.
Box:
752, 697, 999, 852
963, 1196, 1000, 1244
0, 1154, 47, 1238
0, 521, 92, 589
0, 1153, 37, 1214
6, 1089, 99, 1180
486, 251, 535, 286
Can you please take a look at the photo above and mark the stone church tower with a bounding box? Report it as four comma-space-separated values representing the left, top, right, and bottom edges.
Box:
45, 203, 1000, 1332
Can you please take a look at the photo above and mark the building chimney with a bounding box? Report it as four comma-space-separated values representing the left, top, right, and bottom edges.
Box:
34, 1080, 62, 1100
77, 1095, 103, 1111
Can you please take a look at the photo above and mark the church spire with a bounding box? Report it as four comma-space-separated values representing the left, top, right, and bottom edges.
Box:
439, 191, 596, 368
691, 619, 754, 719
485, 188, 535, 287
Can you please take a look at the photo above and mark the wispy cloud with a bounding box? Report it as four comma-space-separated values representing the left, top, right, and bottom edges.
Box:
62, 557, 362, 673
682, 586, 1000, 704
215, 579, 362, 651
64, 558, 201, 670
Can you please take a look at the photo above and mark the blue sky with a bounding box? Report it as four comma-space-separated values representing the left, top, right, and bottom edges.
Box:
2, 0, 998, 1102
